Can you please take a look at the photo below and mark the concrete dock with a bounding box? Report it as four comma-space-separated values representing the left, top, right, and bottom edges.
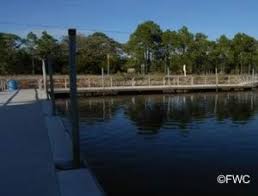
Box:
0, 89, 104, 196
0, 90, 19, 106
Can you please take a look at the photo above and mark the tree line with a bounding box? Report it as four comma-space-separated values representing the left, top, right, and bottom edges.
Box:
1, 21, 258, 75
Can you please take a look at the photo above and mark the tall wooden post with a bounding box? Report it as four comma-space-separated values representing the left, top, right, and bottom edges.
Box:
68, 29, 80, 168
47, 56, 56, 115
42, 59, 48, 99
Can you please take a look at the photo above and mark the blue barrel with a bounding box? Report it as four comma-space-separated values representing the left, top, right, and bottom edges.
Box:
7, 80, 18, 92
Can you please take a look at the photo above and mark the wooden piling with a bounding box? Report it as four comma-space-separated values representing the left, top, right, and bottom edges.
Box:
47, 56, 56, 115
68, 29, 80, 168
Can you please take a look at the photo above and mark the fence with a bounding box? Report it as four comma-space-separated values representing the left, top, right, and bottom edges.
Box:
0, 74, 257, 90
42, 74, 258, 89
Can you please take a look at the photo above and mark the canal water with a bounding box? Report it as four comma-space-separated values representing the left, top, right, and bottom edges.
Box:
56, 91, 258, 195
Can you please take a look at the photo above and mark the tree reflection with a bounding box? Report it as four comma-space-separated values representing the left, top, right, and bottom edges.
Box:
56, 91, 258, 135
124, 96, 167, 134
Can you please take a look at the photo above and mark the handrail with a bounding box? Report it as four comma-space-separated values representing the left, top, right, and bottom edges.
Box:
2, 74, 258, 90
66, 74, 258, 88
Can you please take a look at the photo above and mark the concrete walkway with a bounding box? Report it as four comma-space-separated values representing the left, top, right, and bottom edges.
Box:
0, 90, 60, 196
0, 90, 18, 106
0, 89, 104, 196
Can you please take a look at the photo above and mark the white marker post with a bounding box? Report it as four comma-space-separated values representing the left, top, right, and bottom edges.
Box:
183, 64, 186, 77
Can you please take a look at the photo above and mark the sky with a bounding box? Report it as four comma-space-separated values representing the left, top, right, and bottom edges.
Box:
1, 0, 258, 43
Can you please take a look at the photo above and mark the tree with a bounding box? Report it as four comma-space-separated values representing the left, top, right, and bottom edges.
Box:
213, 35, 233, 73
190, 33, 211, 73
162, 30, 178, 73
25, 32, 38, 74
173, 26, 194, 73
2, 22, 258, 75
37, 31, 59, 59
127, 21, 162, 72
74, 32, 125, 74
232, 33, 256, 74
0, 33, 28, 74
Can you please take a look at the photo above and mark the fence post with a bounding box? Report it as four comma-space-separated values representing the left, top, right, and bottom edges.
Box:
1, 80, 4, 91
68, 29, 80, 168
107, 54, 110, 76
64, 78, 67, 88
88, 79, 91, 88
101, 67, 104, 88
148, 75, 151, 86
215, 68, 218, 92
191, 76, 194, 85
4, 80, 6, 91
42, 59, 48, 99
47, 56, 56, 116
177, 76, 179, 86
110, 77, 113, 87
38, 79, 42, 90
252, 68, 255, 89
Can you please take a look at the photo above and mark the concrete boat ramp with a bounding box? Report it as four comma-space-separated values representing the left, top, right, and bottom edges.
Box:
0, 89, 104, 196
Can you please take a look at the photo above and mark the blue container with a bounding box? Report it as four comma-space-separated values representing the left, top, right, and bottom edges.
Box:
7, 80, 18, 92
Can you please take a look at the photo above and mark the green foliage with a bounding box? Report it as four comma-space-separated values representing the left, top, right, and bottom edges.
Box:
37, 31, 59, 58
0, 33, 29, 74
127, 22, 258, 74
74, 32, 125, 74
1, 21, 258, 75
127, 21, 162, 72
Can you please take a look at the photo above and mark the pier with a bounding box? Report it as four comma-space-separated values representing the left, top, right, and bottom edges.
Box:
50, 74, 258, 96
0, 89, 104, 196
0, 76, 257, 195
1, 74, 258, 96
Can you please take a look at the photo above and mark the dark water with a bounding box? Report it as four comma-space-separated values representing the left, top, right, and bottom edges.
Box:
57, 91, 258, 196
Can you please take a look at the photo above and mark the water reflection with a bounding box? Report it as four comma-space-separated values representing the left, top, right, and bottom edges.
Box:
56, 91, 258, 195
56, 91, 258, 134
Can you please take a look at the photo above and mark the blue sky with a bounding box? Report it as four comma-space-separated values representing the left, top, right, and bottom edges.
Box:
1, 0, 258, 42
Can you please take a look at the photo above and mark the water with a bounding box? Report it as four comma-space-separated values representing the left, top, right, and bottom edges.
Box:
56, 91, 258, 195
